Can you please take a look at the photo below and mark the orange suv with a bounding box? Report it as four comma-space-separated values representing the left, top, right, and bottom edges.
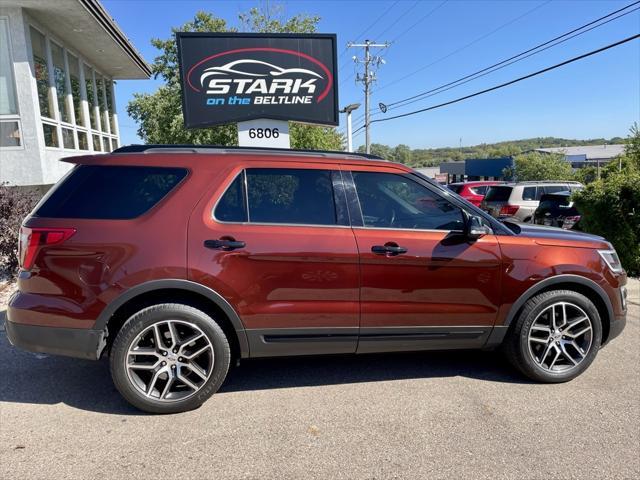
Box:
7, 145, 628, 413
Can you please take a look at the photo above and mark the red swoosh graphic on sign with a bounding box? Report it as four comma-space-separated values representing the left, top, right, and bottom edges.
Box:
186, 47, 333, 103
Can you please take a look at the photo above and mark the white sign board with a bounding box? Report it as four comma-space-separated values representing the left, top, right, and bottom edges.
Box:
238, 119, 290, 148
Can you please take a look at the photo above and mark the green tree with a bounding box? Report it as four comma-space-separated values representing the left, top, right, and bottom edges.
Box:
391, 144, 412, 164
503, 152, 574, 181
357, 143, 392, 159
127, 8, 342, 149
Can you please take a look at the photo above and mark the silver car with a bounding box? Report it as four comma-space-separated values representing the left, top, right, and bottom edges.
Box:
481, 181, 583, 223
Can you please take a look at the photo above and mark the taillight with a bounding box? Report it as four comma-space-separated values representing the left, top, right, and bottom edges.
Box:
562, 215, 581, 230
18, 226, 76, 270
499, 205, 519, 216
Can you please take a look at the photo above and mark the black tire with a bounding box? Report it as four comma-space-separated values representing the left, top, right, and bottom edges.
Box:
110, 303, 230, 414
503, 290, 602, 383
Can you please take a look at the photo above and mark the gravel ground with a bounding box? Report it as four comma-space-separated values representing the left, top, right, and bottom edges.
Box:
1, 279, 638, 480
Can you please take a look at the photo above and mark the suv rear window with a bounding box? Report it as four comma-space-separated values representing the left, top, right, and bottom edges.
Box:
484, 186, 512, 202
35, 165, 187, 219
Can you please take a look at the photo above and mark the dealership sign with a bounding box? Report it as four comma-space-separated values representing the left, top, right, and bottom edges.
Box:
176, 33, 339, 128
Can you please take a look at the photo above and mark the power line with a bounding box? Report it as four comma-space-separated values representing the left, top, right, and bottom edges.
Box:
383, 0, 640, 110
338, 1, 400, 84
374, 0, 553, 93
386, 0, 448, 46
372, 0, 421, 40
352, 34, 640, 133
347, 0, 553, 125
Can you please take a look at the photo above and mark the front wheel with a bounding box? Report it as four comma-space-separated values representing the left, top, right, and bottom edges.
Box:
504, 290, 602, 383
110, 303, 230, 414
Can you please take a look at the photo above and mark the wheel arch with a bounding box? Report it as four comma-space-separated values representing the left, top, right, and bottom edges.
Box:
504, 274, 614, 344
94, 279, 249, 359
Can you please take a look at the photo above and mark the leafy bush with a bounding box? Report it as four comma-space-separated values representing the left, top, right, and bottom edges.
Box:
0, 185, 41, 279
572, 125, 640, 276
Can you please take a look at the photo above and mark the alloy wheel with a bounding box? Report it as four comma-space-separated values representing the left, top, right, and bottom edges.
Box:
125, 320, 214, 402
527, 301, 593, 373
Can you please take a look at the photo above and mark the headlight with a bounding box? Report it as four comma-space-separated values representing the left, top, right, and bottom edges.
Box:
598, 249, 623, 274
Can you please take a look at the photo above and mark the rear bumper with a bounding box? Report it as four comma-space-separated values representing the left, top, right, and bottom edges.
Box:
5, 320, 104, 360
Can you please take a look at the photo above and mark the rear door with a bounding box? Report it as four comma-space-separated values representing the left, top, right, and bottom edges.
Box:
188, 163, 360, 357
344, 167, 503, 353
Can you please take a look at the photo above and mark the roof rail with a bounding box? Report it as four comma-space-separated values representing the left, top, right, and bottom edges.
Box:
112, 144, 386, 161
516, 180, 583, 184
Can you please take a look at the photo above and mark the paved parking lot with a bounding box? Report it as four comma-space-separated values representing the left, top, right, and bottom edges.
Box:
1, 280, 639, 480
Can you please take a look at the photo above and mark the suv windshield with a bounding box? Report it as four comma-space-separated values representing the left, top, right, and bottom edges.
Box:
484, 186, 512, 202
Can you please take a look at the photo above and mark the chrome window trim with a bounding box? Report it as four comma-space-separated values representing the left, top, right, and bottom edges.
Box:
352, 226, 465, 234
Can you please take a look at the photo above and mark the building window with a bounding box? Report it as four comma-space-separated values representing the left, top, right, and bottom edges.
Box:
50, 42, 71, 123
77, 130, 89, 150
84, 63, 98, 129
92, 133, 100, 151
0, 18, 18, 115
96, 76, 107, 132
0, 120, 21, 147
29, 27, 52, 119
28, 26, 119, 151
42, 122, 58, 147
1, 18, 22, 149
67, 52, 82, 125
105, 79, 116, 133
62, 127, 74, 149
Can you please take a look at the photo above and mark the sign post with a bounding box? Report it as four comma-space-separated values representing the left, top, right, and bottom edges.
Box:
176, 32, 338, 149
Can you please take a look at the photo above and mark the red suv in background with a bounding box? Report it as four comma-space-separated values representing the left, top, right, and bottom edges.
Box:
7, 146, 628, 413
447, 181, 504, 207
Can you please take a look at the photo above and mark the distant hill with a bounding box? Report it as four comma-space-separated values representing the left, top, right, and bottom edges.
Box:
358, 137, 626, 167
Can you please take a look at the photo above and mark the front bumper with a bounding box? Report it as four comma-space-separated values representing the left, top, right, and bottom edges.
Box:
5, 320, 104, 360
605, 313, 627, 345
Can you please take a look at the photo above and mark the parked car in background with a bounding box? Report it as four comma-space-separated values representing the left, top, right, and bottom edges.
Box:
447, 181, 504, 207
533, 191, 581, 230
481, 181, 583, 223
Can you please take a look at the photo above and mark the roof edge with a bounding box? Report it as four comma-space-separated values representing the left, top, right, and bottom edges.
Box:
78, 0, 151, 77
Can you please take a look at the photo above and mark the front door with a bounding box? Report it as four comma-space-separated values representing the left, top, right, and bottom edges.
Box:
345, 168, 503, 353
188, 165, 360, 357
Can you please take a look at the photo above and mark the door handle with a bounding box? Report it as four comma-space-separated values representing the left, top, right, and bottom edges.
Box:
204, 239, 246, 251
371, 244, 408, 256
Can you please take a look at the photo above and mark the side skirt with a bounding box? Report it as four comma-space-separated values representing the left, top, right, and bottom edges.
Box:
357, 326, 492, 354
246, 326, 493, 358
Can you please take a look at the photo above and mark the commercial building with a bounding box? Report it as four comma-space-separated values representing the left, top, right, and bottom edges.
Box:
0, 0, 150, 186
439, 157, 514, 183
534, 145, 626, 168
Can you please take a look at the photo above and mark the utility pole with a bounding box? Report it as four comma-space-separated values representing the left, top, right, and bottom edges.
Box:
348, 40, 389, 154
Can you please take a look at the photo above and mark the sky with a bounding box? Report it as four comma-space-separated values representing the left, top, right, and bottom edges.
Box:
102, 0, 640, 149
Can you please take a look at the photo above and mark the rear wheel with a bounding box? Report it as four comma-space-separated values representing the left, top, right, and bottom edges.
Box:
110, 303, 230, 413
504, 290, 602, 383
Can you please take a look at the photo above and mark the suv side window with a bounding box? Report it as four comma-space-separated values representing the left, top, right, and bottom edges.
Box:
215, 172, 247, 222
246, 168, 338, 225
352, 171, 465, 231
522, 186, 537, 201
543, 185, 566, 194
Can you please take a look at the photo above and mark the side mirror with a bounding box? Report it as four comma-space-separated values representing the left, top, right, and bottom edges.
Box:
465, 214, 492, 239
